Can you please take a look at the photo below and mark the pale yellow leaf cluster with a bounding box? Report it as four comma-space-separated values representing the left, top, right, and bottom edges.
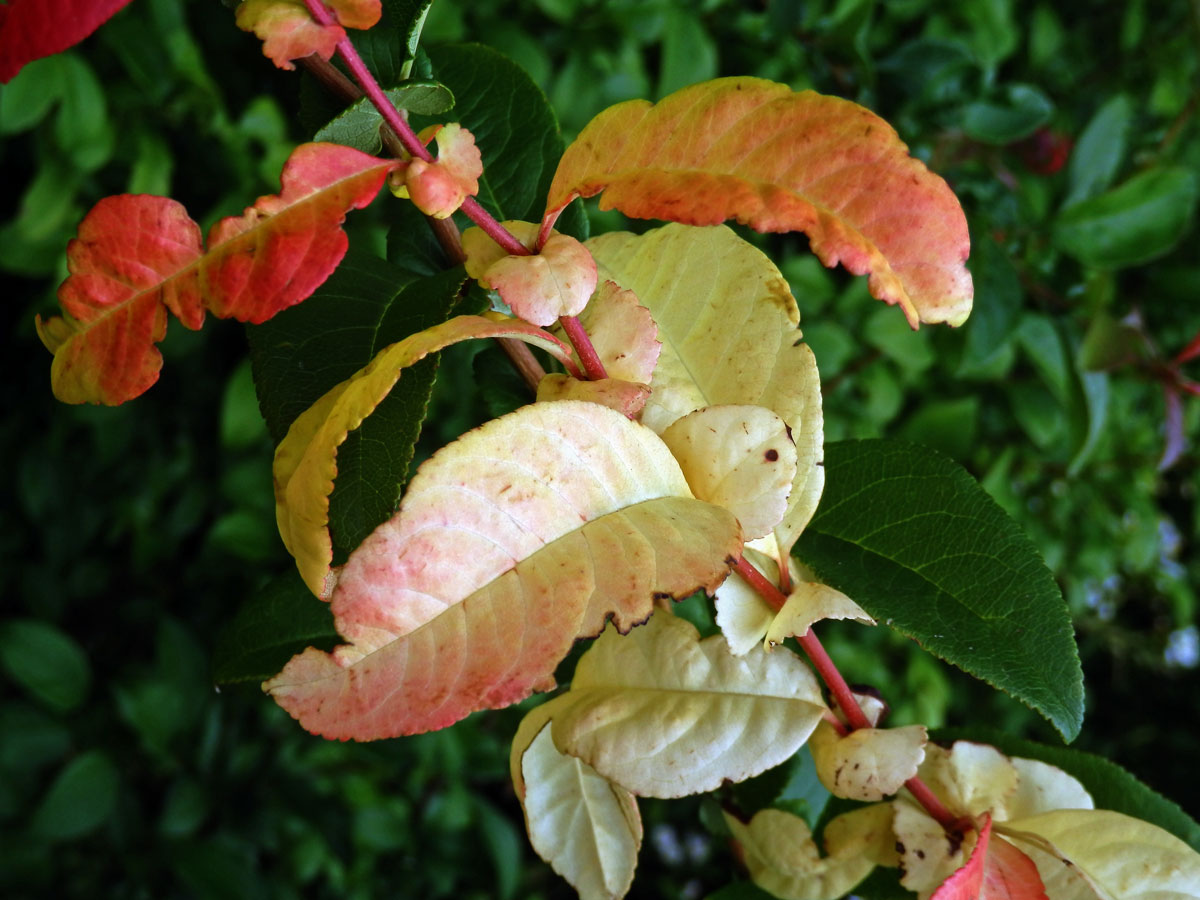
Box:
724, 804, 897, 900
273, 314, 575, 597
267, 402, 743, 739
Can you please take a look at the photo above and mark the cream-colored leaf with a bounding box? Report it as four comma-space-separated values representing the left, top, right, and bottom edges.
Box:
486, 233, 598, 326
572, 280, 661, 384
713, 546, 780, 655
809, 721, 927, 802
586, 223, 824, 559
919, 741, 1019, 819
266, 401, 742, 739
660, 405, 797, 540
462, 220, 540, 280
537, 373, 650, 418
894, 798, 976, 895
766, 581, 875, 645
1000, 810, 1200, 900
513, 706, 642, 900
273, 314, 575, 597
995, 758, 1093, 822
724, 805, 890, 900
550, 612, 826, 798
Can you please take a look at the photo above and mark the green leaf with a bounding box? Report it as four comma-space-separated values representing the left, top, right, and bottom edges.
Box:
212, 571, 340, 684
383, 0, 435, 61
658, 9, 718, 97
314, 83, 454, 154
247, 249, 465, 559
0, 619, 91, 712
0, 55, 65, 134
793, 439, 1084, 741
958, 231, 1022, 378
962, 84, 1054, 144
1064, 94, 1134, 207
31, 751, 119, 841
933, 727, 1200, 853
54, 54, 114, 172
1054, 166, 1199, 269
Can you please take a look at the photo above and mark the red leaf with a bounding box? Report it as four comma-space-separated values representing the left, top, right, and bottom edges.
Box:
546, 78, 972, 327
38, 143, 397, 405
932, 816, 1048, 900
0, 0, 134, 83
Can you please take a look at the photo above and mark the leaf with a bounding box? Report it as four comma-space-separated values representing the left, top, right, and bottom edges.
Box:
536, 374, 651, 419
932, 816, 1048, 900
314, 84, 455, 154
809, 722, 927, 802
549, 613, 827, 798
484, 233, 598, 326
547, 78, 973, 327
765, 581, 875, 646
212, 571, 340, 685
512, 707, 641, 900
660, 405, 798, 541
1000, 810, 1200, 900
266, 401, 743, 739
961, 85, 1054, 145
0, 619, 91, 712
724, 805, 894, 900
1064, 94, 1134, 207
1054, 167, 1199, 269
38, 143, 398, 405
393, 123, 483, 219
235, 0, 381, 71
569, 281, 661, 384
273, 314, 575, 596
30, 751, 120, 841
0, 0, 133, 83
793, 439, 1084, 741
714, 547, 786, 655
587, 223, 824, 563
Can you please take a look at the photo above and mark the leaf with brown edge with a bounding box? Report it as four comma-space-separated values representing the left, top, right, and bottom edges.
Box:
512, 705, 642, 900
265, 401, 742, 740
38, 143, 398, 406
549, 612, 826, 798
550, 78, 972, 327
274, 314, 576, 597
586, 223, 823, 566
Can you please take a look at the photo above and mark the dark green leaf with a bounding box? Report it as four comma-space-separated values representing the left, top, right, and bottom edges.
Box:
962, 84, 1054, 145
383, 0, 436, 61
31, 751, 119, 841
959, 231, 1022, 378
0, 619, 91, 712
1017, 313, 1071, 403
898, 396, 980, 460
212, 571, 340, 685
0, 56, 64, 134
1064, 94, 1134, 207
794, 439, 1084, 741
1054, 167, 1199, 269
933, 727, 1200, 852
314, 83, 454, 154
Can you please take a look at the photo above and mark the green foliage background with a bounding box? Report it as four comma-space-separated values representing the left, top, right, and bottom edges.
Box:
2, 0, 1198, 897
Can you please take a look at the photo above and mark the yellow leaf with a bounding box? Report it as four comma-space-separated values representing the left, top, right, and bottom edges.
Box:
765, 581, 875, 645
273, 314, 575, 597
1000, 810, 1200, 900
660, 405, 798, 540
995, 758, 1093, 822
461, 220, 540, 280
713, 546, 782, 655
809, 721, 927, 801
266, 401, 742, 739
724, 805, 893, 900
512, 706, 642, 900
587, 223, 824, 559
548, 77, 973, 327
550, 612, 826, 797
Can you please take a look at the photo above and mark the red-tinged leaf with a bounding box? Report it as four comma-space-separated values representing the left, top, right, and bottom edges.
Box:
36, 195, 204, 405
326, 0, 380, 30
202, 143, 397, 322
933, 816, 1048, 900
486, 233, 598, 326
0, 0, 133, 83
266, 401, 742, 739
392, 124, 484, 219
546, 78, 972, 327
38, 143, 397, 405
235, 0, 344, 71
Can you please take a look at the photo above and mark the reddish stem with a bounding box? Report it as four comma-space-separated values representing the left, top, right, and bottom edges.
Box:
1175, 329, 1200, 365
559, 315, 608, 381
303, 0, 530, 258
730, 554, 961, 834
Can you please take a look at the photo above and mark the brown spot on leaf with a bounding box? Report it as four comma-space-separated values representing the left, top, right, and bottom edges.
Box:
764, 448, 779, 462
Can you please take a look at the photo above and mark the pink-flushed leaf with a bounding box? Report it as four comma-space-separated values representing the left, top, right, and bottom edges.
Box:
392, 124, 484, 219
38, 143, 397, 405
570, 281, 661, 384
235, 0, 344, 71
274, 314, 576, 597
266, 401, 742, 740
36, 196, 204, 405
202, 143, 397, 322
932, 816, 1049, 900
484, 233, 598, 326
550, 78, 973, 327
462, 220, 540, 277
234, 0, 380, 71
536, 373, 651, 418
0, 0, 133, 83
